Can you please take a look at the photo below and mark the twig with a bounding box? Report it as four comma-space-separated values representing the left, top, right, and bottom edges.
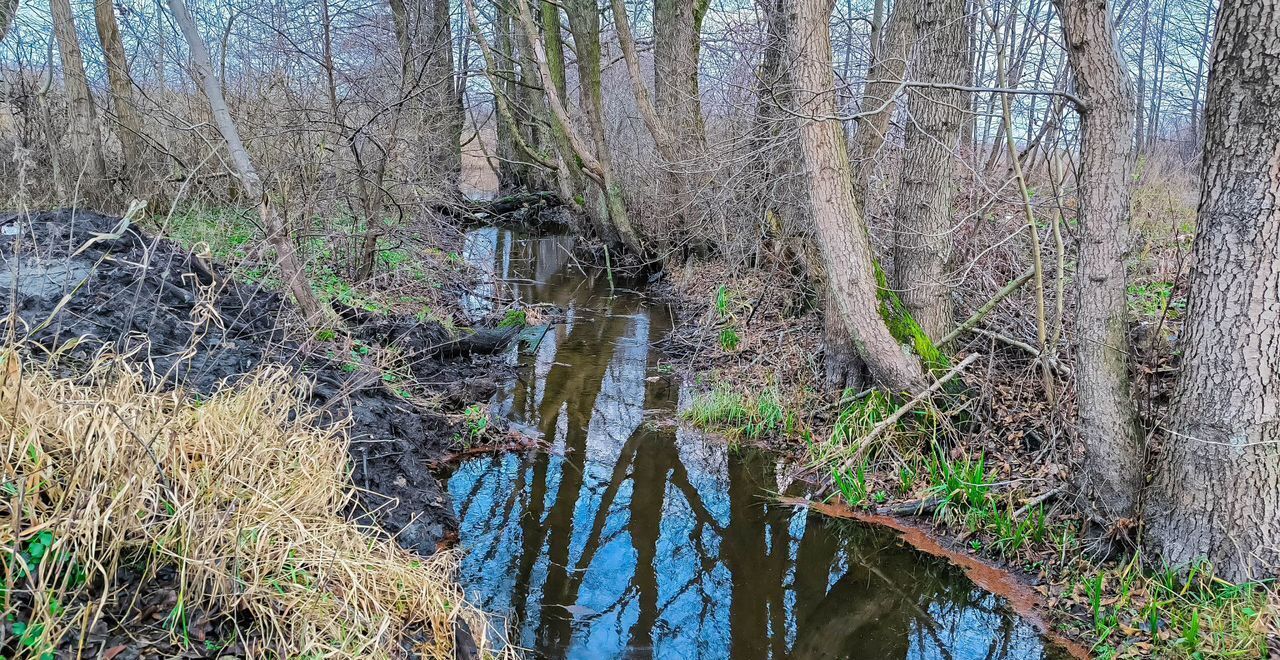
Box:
939, 266, 1035, 346
839, 354, 981, 470
971, 327, 1072, 376
1013, 485, 1064, 518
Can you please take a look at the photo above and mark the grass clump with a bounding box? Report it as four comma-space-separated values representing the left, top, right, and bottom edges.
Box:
684, 387, 795, 441
1076, 556, 1273, 659
0, 351, 503, 659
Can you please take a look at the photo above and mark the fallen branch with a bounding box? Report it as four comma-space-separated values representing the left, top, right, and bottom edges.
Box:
879, 496, 946, 517
1014, 485, 1065, 518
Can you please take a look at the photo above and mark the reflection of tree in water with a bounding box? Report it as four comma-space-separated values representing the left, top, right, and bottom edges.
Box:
449, 229, 1057, 659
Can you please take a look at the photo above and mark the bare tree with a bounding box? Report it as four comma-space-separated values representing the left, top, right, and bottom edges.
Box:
890, 0, 970, 340
93, 0, 145, 188
793, 0, 927, 393
1144, 0, 1280, 582
511, 0, 642, 253
388, 0, 462, 197
0, 0, 18, 44
850, 0, 922, 211
166, 0, 328, 320
50, 0, 107, 191
1055, 0, 1144, 530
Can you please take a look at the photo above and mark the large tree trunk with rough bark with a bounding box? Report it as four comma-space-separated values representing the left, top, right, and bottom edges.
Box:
1144, 0, 1280, 583
166, 0, 328, 321
792, 0, 927, 394
890, 0, 969, 340
93, 0, 145, 190
50, 0, 107, 193
1055, 0, 1144, 531
653, 0, 709, 227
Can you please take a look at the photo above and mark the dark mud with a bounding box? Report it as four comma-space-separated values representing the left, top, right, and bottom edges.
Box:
0, 209, 512, 551
0, 209, 509, 656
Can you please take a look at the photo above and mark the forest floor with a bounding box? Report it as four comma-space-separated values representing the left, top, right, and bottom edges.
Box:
655, 259, 1277, 659
0, 208, 520, 658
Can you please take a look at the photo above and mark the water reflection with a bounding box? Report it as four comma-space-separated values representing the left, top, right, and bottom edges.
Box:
448, 228, 1065, 659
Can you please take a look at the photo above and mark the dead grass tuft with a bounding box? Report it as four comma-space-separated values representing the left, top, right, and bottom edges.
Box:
0, 348, 508, 658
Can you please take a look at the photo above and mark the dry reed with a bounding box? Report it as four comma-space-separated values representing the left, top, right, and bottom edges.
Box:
0, 347, 508, 659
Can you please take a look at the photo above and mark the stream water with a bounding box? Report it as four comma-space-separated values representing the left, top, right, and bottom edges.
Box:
448, 227, 1068, 659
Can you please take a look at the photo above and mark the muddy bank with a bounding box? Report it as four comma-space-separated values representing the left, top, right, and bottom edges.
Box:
0, 209, 510, 554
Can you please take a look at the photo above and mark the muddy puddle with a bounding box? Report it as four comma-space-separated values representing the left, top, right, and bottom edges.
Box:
448, 227, 1071, 659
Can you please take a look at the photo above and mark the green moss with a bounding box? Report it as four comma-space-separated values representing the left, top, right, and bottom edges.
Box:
498, 309, 527, 328
873, 262, 950, 374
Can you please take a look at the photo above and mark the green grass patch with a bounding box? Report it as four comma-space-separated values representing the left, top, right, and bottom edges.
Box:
683, 387, 797, 441
498, 309, 527, 328
1079, 557, 1272, 659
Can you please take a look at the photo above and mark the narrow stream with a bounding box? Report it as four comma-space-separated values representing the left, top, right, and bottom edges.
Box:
448, 227, 1068, 659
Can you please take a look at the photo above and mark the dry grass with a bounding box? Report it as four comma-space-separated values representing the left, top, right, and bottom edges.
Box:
0, 347, 508, 659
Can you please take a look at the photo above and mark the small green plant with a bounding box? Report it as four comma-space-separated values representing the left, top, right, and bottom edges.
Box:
897, 465, 916, 493
832, 459, 869, 507
714, 286, 734, 318
1128, 281, 1181, 318
718, 327, 741, 351
925, 447, 990, 515
499, 309, 527, 328
462, 405, 489, 442
314, 328, 338, 342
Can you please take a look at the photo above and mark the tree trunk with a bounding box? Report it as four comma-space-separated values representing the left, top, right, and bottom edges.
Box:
1055, 0, 1144, 529
849, 0, 923, 213
388, 0, 461, 197
50, 0, 107, 192
0, 0, 19, 44
552, 0, 643, 253
166, 0, 328, 321
793, 0, 928, 393
653, 0, 709, 226
93, 0, 145, 190
422, 0, 462, 196
1144, 0, 1280, 583
890, 0, 969, 340
540, 0, 583, 203
653, 0, 707, 152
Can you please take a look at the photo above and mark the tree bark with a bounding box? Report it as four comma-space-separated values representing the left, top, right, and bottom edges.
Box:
890, 0, 969, 340
50, 0, 107, 191
93, 0, 145, 189
850, 0, 923, 213
1055, 0, 1144, 529
653, 0, 709, 224
793, 0, 928, 393
540, 0, 583, 203
166, 0, 328, 321
1144, 0, 1280, 583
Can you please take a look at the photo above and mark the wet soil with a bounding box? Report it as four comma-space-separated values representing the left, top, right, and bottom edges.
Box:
0, 209, 510, 657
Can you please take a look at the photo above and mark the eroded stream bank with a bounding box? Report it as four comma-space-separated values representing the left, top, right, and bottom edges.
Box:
448, 227, 1073, 659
